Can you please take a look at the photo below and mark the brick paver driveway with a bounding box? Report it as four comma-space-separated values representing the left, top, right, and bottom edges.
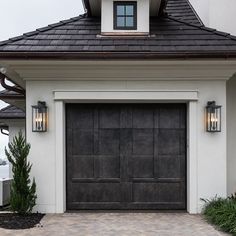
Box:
0, 213, 229, 236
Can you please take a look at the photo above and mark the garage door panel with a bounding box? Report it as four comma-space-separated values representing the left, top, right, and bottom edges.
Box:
133, 183, 184, 204
71, 155, 94, 179
72, 107, 94, 129
159, 108, 181, 129
69, 183, 122, 202
98, 155, 120, 178
72, 129, 94, 155
133, 183, 159, 202
131, 155, 154, 178
98, 129, 120, 155
180, 131, 186, 154
120, 108, 133, 128
66, 104, 186, 210
158, 183, 183, 203
132, 107, 154, 128
132, 129, 154, 155
119, 129, 132, 156
158, 155, 182, 179
99, 107, 120, 129
158, 129, 185, 155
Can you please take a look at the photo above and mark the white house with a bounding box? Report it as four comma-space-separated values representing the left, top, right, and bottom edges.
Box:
0, 0, 236, 214
189, 0, 236, 36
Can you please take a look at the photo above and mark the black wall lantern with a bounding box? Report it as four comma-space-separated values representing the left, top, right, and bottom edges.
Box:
32, 101, 48, 132
206, 101, 222, 132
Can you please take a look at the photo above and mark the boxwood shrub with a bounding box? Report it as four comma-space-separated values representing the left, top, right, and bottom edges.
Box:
202, 194, 236, 235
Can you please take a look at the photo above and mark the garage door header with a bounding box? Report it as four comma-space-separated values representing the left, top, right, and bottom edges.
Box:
54, 90, 199, 102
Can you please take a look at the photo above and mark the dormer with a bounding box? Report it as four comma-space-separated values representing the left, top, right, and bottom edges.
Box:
83, 0, 166, 36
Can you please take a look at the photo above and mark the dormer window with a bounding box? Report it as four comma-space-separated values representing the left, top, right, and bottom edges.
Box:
114, 2, 137, 30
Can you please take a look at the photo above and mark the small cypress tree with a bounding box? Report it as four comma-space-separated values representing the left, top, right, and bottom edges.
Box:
5, 131, 37, 215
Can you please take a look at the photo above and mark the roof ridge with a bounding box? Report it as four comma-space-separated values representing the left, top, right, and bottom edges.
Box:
0, 14, 87, 47
166, 15, 236, 41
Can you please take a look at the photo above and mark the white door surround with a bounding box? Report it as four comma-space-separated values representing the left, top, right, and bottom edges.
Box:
54, 90, 199, 214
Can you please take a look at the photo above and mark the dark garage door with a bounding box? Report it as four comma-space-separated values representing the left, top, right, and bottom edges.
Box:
66, 104, 186, 210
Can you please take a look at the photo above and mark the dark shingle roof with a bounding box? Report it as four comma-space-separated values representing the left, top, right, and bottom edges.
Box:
0, 0, 236, 59
0, 105, 25, 119
0, 88, 25, 99
166, 0, 203, 25
0, 122, 8, 129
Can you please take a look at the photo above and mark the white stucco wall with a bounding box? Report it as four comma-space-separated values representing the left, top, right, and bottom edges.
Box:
101, 0, 149, 34
227, 75, 236, 195
23, 61, 229, 213
189, 0, 236, 36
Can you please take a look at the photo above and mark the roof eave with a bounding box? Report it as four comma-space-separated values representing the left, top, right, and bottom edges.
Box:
0, 95, 25, 99
0, 117, 25, 120
0, 51, 236, 60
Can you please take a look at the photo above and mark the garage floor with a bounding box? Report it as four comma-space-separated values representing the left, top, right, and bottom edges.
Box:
0, 213, 229, 236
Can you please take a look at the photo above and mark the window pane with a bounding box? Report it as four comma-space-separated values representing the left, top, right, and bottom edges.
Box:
117, 17, 125, 27
117, 5, 125, 15
126, 5, 134, 16
126, 17, 134, 27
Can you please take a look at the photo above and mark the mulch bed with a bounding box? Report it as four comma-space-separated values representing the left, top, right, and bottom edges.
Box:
0, 213, 45, 230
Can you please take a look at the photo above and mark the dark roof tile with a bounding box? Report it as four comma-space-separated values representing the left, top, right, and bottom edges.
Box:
0, 105, 25, 119
0, 88, 24, 97
102, 45, 116, 51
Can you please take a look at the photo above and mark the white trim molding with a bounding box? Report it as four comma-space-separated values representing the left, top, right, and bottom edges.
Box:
187, 101, 198, 214
54, 90, 199, 102
54, 89, 199, 213
3, 60, 236, 82
55, 101, 66, 213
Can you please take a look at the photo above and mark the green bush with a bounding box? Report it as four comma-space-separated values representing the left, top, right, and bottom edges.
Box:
202, 194, 236, 235
5, 131, 37, 215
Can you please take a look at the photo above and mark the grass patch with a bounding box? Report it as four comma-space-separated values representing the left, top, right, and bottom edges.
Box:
202, 194, 236, 235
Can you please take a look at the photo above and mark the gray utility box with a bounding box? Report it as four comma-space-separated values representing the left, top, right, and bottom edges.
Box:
0, 178, 12, 206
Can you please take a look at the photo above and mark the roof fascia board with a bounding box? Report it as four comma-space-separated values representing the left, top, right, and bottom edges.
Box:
5, 59, 236, 68
0, 95, 25, 99
0, 52, 236, 60
4, 59, 236, 81
0, 119, 25, 126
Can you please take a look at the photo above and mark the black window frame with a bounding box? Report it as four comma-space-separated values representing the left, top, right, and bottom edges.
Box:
114, 1, 137, 30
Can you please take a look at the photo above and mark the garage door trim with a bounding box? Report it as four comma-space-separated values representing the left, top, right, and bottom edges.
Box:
54, 97, 198, 214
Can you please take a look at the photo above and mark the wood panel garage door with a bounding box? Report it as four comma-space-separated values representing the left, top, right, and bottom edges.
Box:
66, 104, 186, 210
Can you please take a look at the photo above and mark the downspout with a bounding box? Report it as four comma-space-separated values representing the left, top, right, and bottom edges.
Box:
0, 72, 25, 95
